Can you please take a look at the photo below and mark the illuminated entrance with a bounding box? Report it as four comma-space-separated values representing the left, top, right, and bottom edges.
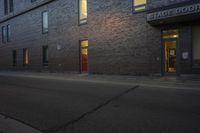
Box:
80, 40, 88, 72
162, 30, 178, 73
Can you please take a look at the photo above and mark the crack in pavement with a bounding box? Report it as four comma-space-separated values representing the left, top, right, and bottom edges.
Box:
43, 85, 139, 133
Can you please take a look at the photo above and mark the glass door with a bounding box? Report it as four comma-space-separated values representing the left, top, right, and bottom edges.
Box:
164, 41, 177, 73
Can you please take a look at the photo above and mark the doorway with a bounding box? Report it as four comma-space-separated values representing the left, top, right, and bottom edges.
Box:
162, 29, 179, 74
80, 40, 88, 73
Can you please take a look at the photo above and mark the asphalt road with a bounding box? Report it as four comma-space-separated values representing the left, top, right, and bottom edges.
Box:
0, 75, 200, 133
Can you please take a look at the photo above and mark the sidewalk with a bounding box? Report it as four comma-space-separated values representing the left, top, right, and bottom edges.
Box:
0, 71, 200, 90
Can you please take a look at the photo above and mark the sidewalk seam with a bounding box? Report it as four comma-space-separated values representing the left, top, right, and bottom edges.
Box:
43, 86, 139, 133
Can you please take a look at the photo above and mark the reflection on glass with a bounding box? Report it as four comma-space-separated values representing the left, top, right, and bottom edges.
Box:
42, 11, 48, 33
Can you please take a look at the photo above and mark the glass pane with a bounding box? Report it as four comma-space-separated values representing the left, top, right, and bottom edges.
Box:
79, 0, 87, 23
163, 30, 179, 39
134, 0, 146, 6
43, 11, 48, 33
81, 40, 88, 47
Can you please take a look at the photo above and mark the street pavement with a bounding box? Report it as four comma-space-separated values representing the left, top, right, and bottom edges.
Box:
0, 73, 200, 133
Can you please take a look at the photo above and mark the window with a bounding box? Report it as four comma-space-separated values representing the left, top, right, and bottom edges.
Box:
9, 0, 13, 12
79, 0, 87, 24
4, 0, 13, 15
42, 11, 48, 33
4, 0, 8, 15
31, 0, 37, 2
43, 46, 48, 66
133, 0, 146, 12
7, 24, 11, 42
23, 48, 29, 66
12, 50, 17, 66
2, 26, 6, 43
192, 26, 200, 68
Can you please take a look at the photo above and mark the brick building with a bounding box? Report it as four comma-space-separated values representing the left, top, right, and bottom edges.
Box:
0, 0, 200, 76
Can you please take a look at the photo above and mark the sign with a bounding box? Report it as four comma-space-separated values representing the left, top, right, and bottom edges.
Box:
147, 3, 200, 21
57, 44, 61, 50
182, 52, 189, 60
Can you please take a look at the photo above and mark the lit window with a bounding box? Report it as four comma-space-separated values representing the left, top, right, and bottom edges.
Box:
23, 48, 29, 66
133, 0, 146, 12
79, 0, 87, 24
43, 46, 48, 66
192, 26, 200, 68
42, 11, 48, 33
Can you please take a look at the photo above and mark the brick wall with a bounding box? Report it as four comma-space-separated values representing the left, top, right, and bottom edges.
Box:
2, 0, 190, 75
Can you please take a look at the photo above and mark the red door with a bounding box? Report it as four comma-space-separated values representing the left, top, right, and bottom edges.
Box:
81, 48, 88, 72
80, 40, 88, 72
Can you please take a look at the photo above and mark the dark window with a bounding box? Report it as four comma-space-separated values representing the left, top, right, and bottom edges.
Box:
31, 0, 37, 2
9, 0, 13, 12
4, 0, 8, 15
12, 50, 17, 66
2, 26, 6, 43
23, 48, 29, 66
43, 46, 48, 66
42, 11, 48, 33
79, 0, 87, 24
4, 0, 13, 15
7, 24, 11, 42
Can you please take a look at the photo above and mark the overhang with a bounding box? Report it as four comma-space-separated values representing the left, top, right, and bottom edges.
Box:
147, 2, 200, 25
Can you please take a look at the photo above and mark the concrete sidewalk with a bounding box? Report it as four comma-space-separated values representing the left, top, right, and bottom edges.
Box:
0, 71, 199, 90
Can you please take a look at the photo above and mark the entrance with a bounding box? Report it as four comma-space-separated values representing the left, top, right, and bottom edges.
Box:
162, 29, 178, 74
164, 41, 176, 73
80, 40, 88, 72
